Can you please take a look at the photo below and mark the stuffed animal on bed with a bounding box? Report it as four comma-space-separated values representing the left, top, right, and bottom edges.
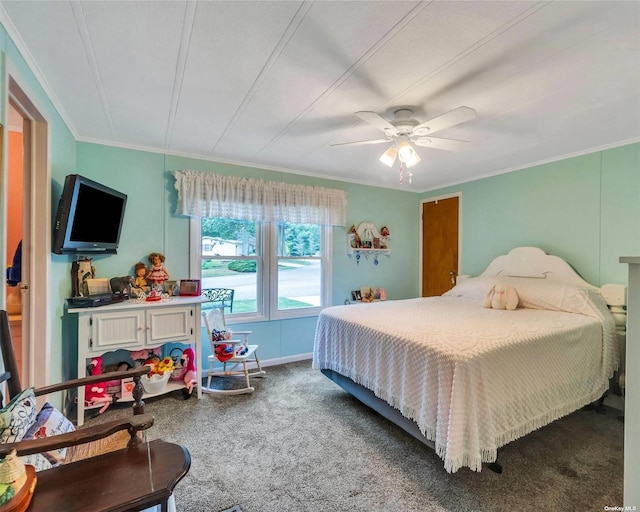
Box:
482, 283, 519, 310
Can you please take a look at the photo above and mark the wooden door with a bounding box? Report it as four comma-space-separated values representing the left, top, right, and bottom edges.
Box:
422, 196, 459, 296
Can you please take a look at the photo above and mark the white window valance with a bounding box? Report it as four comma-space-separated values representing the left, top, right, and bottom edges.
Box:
173, 170, 347, 226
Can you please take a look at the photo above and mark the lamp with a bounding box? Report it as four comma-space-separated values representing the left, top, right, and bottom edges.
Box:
397, 141, 421, 168
379, 146, 397, 167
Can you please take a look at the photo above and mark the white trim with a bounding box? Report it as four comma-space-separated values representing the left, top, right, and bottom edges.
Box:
240, 352, 312, 371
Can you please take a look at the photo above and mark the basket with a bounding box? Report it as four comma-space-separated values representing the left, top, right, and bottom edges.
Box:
141, 371, 170, 394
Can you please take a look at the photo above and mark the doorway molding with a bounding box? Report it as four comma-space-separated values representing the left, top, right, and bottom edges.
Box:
4, 71, 50, 390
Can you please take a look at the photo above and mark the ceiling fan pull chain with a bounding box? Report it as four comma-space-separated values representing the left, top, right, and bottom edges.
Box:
399, 163, 404, 184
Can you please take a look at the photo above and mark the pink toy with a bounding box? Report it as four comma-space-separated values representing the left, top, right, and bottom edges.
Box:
181, 347, 197, 396
84, 357, 112, 414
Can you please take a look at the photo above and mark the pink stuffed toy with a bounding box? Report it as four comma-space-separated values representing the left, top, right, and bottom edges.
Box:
85, 357, 112, 414
181, 347, 197, 397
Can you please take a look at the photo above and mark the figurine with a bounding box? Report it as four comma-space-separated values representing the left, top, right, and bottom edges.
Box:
131, 262, 150, 297
146, 252, 169, 287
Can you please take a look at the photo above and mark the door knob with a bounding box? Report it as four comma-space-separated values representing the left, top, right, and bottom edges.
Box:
449, 271, 457, 285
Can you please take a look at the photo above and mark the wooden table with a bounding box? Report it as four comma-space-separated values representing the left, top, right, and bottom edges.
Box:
27, 439, 190, 512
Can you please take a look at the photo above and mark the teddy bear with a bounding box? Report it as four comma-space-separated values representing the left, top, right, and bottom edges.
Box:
482, 283, 519, 310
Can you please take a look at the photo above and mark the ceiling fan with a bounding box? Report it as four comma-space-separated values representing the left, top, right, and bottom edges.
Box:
332, 106, 477, 174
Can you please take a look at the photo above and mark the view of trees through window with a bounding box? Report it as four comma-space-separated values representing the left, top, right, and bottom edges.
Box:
201, 218, 322, 314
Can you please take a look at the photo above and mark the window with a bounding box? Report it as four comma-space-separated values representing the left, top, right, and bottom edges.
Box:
192, 217, 331, 322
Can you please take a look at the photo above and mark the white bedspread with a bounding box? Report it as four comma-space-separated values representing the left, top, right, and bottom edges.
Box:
313, 296, 617, 473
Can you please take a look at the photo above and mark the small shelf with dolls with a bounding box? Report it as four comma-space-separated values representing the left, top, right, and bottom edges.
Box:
347, 222, 390, 264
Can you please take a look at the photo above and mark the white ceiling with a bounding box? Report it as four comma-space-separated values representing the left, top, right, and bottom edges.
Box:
1, 1, 639, 192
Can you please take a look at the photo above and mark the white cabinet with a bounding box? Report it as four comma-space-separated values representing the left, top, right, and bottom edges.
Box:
68, 296, 205, 425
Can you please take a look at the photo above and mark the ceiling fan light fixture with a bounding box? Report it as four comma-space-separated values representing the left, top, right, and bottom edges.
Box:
379, 146, 397, 167
403, 151, 421, 168
397, 141, 421, 168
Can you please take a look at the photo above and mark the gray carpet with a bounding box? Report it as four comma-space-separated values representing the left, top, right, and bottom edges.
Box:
90, 360, 623, 512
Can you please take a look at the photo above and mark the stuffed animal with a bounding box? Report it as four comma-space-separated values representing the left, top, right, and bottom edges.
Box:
482, 283, 519, 310
84, 357, 112, 414
180, 347, 197, 398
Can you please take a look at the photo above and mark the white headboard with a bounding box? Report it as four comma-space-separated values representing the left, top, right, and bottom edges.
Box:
479, 247, 594, 287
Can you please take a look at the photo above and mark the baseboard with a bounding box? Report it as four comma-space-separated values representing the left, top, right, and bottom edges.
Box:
247, 353, 312, 370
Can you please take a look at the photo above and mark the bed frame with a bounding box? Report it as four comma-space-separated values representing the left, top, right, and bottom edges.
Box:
321, 247, 625, 473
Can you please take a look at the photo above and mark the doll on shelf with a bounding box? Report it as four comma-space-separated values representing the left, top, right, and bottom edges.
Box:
131, 261, 151, 297
147, 252, 169, 288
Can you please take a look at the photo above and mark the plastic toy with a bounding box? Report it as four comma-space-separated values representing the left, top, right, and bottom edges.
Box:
146, 252, 169, 287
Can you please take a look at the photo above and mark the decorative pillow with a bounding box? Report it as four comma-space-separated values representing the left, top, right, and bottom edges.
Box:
0, 388, 37, 444
22, 402, 75, 466
442, 277, 496, 301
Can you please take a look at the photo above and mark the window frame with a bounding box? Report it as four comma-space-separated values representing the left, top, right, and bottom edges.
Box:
190, 218, 331, 324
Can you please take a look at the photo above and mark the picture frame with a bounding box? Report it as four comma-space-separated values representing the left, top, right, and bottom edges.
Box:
163, 280, 178, 296
351, 290, 362, 301
121, 377, 135, 400
360, 286, 372, 300
179, 279, 201, 296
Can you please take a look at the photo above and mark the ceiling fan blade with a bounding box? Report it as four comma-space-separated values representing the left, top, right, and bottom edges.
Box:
412, 136, 469, 151
330, 138, 391, 147
355, 111, 399, 136
412, 106, 476, 135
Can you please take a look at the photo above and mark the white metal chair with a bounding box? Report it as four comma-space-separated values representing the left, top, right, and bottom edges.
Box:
201, 307, 266, 395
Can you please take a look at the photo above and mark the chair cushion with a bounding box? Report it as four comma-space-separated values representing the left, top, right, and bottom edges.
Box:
23, 402, 75, 466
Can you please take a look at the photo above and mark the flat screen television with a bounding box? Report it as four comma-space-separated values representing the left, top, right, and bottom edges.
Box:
52, 174, 127, 255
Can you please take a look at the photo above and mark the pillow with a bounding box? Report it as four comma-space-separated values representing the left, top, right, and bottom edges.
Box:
442, 276, 496, 301
22, 402, 75, 466
502, 278, 606, 316
0, 388, 37, 444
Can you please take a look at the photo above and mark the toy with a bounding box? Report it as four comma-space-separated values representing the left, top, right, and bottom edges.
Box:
146, 252, 169, 288
72, 257, 95, 297
180, 347, 197, 398
131, 262, 151, 297
130, 347, 161, 367
110, 276, 132, 295
84, 357, 112, 414
482, 283, 519, 310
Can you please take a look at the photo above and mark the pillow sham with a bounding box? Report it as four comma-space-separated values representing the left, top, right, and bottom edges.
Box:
442, 276, 496, 301
502, 278, 607, 317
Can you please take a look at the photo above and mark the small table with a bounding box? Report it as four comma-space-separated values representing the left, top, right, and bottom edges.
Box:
27, 439, 190, 512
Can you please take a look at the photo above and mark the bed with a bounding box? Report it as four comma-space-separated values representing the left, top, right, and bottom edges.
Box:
313, 247, 620, 473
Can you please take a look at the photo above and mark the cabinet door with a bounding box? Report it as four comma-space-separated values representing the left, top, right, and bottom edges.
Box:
146, 307, 194, 345
92, 310, 146, 351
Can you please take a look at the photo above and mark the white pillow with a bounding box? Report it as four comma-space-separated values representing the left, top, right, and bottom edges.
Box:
502, 278, 606, 316
442, 277, 496, 301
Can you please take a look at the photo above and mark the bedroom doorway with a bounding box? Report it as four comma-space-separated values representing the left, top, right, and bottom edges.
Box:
6, 77, 49, 389
421, 195, 459, 296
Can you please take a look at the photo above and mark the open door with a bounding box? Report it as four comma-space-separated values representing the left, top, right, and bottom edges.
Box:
421, 195, 460, 297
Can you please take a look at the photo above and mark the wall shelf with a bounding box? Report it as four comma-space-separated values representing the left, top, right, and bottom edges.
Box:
347, 222, 390, 264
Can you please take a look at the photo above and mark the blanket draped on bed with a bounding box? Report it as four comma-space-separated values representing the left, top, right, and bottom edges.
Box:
313, 294, 617, 473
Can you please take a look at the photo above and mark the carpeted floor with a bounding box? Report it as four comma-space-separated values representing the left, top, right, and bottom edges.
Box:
86, 360, 624, 512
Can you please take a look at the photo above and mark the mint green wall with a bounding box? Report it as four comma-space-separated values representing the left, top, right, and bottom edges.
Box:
421, 143, 640, 287
0, 27, 77, 391
76, 143, 420, 365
